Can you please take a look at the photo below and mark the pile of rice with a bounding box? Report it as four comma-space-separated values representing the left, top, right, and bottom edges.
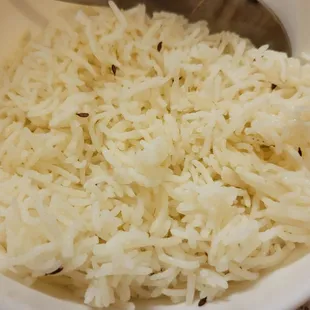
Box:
1, 1, 310, 308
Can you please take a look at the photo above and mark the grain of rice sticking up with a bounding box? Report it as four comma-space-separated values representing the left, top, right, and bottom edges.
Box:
1, 1, 310, 308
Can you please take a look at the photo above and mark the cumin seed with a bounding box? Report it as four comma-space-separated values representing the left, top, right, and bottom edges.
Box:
271, 84, 277, 90
198, 297, 208, 307
111, 64, 118, 75
157, 41, 163, 52
76, 112, 89, 118
45, 266, 63, 276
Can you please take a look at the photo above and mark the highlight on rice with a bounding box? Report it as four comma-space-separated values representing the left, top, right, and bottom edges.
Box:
1, 1, 310, 308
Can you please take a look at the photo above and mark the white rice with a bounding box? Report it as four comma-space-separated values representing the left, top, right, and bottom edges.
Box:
1, 2, 310, 308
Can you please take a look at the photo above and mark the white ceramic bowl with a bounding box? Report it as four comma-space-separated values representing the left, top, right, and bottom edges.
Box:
0, 1, 310, 309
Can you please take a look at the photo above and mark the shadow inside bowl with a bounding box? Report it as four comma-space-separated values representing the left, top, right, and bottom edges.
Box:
10, 0, 49, 28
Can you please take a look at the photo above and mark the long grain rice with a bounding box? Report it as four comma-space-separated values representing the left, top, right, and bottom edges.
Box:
0, 2, 310, 308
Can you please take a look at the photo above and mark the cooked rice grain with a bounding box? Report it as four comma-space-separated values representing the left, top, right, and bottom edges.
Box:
1, 2, 310, 308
